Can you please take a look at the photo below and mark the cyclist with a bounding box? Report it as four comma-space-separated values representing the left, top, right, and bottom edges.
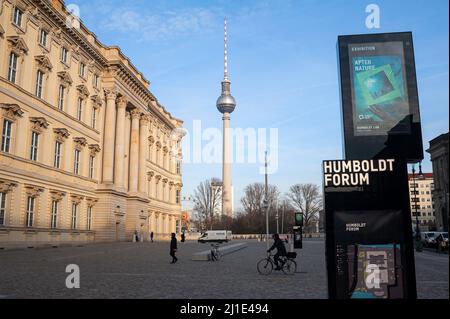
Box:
267, 233, 287, 270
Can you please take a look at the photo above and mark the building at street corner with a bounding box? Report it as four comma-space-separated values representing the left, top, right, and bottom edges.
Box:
408, 173, 436, 230
0, 0, 184, 248
427, 132, 449, 232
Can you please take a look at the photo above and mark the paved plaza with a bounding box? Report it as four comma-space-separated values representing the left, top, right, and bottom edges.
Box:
0, 239, 447, 299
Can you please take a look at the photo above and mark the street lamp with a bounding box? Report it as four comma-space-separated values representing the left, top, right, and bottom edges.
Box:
264, 151, 270, 250
275, 199, 279, 234
412, 162, 423, 252
263, 199, 269, 250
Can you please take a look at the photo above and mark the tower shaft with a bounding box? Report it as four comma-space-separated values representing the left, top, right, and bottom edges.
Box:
222, 112, 232, 217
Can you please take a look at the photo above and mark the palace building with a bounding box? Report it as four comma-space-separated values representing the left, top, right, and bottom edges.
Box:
0, 0, 184, 248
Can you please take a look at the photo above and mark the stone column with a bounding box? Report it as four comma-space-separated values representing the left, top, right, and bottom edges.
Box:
169, 182, 174, 203
155, 175, 161, 199
138, 115, 150, 194
102, 89, 117, 184
128, 109, 140, 193
114, 96, 127, 190
147, 171, 154, 198
155, 213, 160, 235
162, 178, 168, 202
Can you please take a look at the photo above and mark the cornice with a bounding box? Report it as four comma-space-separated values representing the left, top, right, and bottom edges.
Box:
36, 0, 108, 66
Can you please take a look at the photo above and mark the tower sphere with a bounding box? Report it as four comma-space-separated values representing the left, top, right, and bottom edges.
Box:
217, 92, 236, 114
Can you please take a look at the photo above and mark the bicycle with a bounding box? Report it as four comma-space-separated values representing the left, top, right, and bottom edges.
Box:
210, 243, 222, 261
257, 252, 297, 275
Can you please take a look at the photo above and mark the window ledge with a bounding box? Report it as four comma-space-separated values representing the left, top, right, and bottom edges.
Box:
11, 23, 25, 34
38, 43, 50, 53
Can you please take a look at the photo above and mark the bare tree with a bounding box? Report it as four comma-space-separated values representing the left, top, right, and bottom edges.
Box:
240, 183, 279, 233
192, 178, 222, 231
287, 183, 322, 233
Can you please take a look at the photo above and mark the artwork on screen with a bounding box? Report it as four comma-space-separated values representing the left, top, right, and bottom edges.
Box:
349, 41, 410, 136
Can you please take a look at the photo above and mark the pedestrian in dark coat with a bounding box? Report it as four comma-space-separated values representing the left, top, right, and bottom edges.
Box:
170, 233, 178, 264
150, 231, 154, 243
181, 232, 185, 243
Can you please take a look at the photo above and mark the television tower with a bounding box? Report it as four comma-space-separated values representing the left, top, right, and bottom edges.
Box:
216, 17, 236, 217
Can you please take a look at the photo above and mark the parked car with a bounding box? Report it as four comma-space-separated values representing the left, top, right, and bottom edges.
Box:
421, 232, 439, 248
435, 232, 449, 252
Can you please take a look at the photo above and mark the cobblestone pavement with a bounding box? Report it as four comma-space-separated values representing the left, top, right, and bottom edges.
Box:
414, 249, 449, 299
0, 239, 447, 299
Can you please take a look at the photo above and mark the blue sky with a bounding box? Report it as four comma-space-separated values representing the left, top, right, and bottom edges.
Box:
75, 0, 449, 210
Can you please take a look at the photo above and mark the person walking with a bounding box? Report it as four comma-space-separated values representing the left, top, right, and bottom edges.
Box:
181, 231, 186, 243
170, 233, 178, 264
150, 231, 154, 243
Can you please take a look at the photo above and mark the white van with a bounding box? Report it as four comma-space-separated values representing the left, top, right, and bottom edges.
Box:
198, 230, 232, 243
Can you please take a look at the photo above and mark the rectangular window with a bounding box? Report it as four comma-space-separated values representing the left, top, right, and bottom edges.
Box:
54, 141, 62, 168
58, 85, 65, 110
176, 160, 181, 175
89, 155, 95, 179
91, 107, 97, 129
8, 53, 18, 83
176, 190, 181, 204
0, 192, 6, 225
1, 119, 12, 153
13, 7, 23, 26
39, 29, 48, 47
26, 196, 34, 227
71, 204, 77, 229
30, 131, 39, 161
51, 200, 58, 229
35, 70, 44, 98
87, 206, 92, 231
79, 63, 85, 78
77, 98, 83, 121
74, 149, 80, 175
61, 47, 68, 64
93, 74, 99, 88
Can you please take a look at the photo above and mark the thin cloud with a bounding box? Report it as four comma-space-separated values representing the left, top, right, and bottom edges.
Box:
98, 7, 222, 42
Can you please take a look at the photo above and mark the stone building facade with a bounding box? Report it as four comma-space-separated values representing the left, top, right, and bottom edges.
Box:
0, 0, 184, 248
408, 173, 436, 230
427, 133, 449, 232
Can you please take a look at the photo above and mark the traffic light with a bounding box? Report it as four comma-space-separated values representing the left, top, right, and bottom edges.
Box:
295, 212, 304, 227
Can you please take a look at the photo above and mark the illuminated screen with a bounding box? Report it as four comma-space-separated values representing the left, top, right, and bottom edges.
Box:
348, 41, 410, 136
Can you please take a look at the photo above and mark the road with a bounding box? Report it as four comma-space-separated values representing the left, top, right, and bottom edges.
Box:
0, 239, 447, 299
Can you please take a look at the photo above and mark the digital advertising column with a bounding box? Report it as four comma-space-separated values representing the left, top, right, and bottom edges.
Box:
324, 32, 424, 299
